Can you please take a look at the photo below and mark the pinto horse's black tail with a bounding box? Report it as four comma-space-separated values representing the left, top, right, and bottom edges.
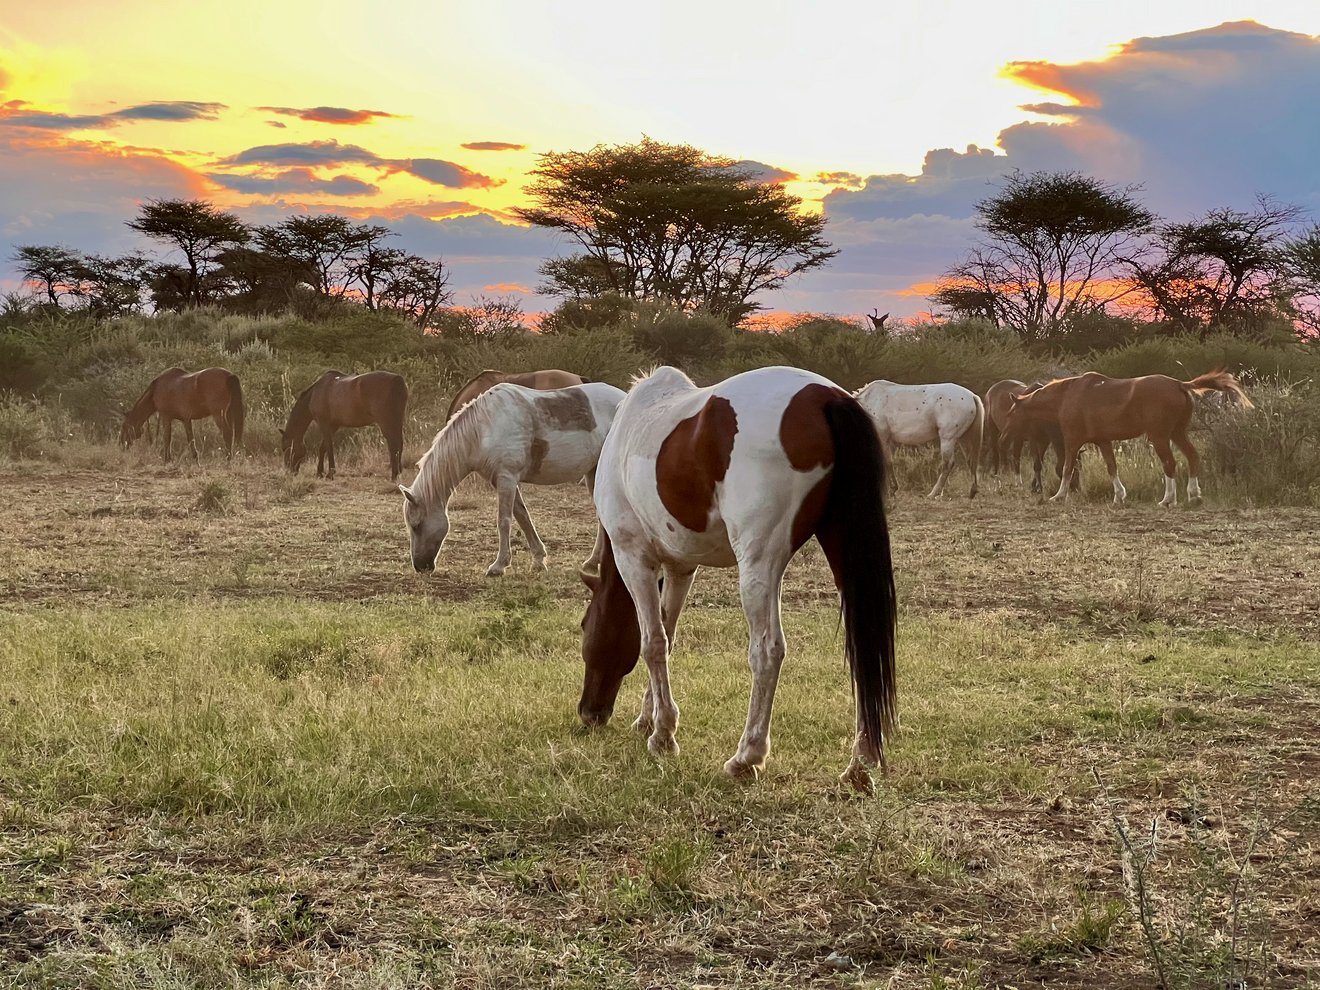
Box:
818, 394, 898, 768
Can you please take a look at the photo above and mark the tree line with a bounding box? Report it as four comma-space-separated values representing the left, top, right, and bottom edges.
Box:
933, 171, 1320, 344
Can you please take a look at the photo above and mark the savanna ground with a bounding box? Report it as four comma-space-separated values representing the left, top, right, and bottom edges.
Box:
1, 438, 1318, 989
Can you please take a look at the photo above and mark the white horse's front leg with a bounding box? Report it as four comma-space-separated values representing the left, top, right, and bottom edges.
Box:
724, 554, 789, 782
510, 486, 547, 570
927, 438, 956, 498
487, 476, 517, 577
582, 470, 605, 575
613, 553, 678, 755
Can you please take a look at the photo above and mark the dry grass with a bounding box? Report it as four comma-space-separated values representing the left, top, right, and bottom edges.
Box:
1, 450, 1318, 989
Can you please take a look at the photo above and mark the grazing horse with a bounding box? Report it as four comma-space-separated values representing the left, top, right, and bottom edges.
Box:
578, 366, 898, 792
853, 380, 983, 498
445, 368, 586, 421
1004, 371, 1253, 505
121, 367, 244, 462
984, 379, 1075, 494
283, 371, 409, 480
401, 382, 626, 576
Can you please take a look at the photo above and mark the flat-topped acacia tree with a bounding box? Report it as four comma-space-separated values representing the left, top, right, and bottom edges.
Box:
515, 138, 837, 326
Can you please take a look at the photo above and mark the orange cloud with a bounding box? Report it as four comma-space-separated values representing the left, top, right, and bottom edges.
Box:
257, 106, 402, 125
483, 282, 531, 293
462, 141, 526, 152
1000, 60, 1100, 107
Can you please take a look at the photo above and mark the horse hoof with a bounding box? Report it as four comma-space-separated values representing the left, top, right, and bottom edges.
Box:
839, 760, 875, 795
532, 558, 548, 572
647, 732, 679, 757
722, 758, 761, 783
631, 715, 654, 737
485, 564, 507, 578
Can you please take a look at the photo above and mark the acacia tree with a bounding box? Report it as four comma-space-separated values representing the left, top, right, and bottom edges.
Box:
1285, 224, 1320, 336
377, 255, 453, 328
126, 199, 250, 307
515, 138, 837, 324
932, 171, 1153, 343
12, 245, 84, 306
1126, 197, 1302, 338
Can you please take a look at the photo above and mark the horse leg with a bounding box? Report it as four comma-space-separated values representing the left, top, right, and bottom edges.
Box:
316, 436, 327, 478
325, 429, 337, 480
183, 420, 199, 463
959, 428, 980, 499
581, 469, 605, 575
1049, 443, 1081, 502
161, 418, 174, 462
486, 476, 518, 577
927, 437, 956, 498
614, 551, 679, 755
724, 554, 791, 781
1098, 441, 1126, 505
1172, 426, 1202, 501
1152, 434, 1179, 507
1030, 438, 1045, 494
214, 413, 232, 458
380, 422, 403, 481
633, 565, 698, 738
510, 486, 547, 571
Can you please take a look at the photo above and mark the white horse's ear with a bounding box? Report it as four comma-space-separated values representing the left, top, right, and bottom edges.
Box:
579, 568, 601, 594
399, 485, 419, 505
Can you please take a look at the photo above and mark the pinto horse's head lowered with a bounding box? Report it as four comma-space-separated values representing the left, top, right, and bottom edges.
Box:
577, 535, 643, 726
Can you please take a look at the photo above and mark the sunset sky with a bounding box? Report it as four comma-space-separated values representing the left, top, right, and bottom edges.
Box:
4, 1, 1320, 320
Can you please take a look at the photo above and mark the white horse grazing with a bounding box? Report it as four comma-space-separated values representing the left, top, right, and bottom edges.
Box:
578, 366, 898, 793
400, 382, 626, 576
853, 380, 984, 498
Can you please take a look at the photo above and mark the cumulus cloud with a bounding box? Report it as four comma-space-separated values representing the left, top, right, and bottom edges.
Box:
207, 168, 378, 197
0, 99, 226, 130
813, 21, 1320, 317
462, 141, 526, 152
257, 105, 401, 125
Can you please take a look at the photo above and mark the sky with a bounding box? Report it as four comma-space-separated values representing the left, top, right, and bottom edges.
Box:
3, 1, 1320, 321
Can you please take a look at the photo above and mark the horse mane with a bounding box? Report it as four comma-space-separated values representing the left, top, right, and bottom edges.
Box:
124, 376, 161, 427
412, 396, 492, 507
284, 376, 324, 439
630, 365, 693, 391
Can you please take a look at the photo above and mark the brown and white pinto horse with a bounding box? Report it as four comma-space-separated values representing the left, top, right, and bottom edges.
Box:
1003, 371, 1252, 505
445, 368, 586, 421
121, 367, 244, 462
579, 366, 898, 792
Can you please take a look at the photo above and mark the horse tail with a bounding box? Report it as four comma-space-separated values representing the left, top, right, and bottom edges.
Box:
226, 374, 245, 449
818, 394, 898, 769
966, 392, 984, 497
1181, 370, 1254, 409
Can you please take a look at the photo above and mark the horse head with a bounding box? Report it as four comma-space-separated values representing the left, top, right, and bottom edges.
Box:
400, 484, 450, 573
577, 536, 641, 726
119, 417, 143, 448
281, 429, 306, 472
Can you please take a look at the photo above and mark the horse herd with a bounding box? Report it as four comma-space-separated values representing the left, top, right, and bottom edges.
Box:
119, 362, 1253, 788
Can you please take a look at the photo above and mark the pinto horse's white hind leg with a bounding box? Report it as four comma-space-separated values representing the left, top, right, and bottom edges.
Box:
723, 553, 790, 782
510, 486, 547, 570
486, 476, 518, 577
927, 437, 956, 498
613, 551, 679, 754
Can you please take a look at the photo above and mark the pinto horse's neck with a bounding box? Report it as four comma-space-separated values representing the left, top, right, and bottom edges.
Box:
412, 405, 483, 510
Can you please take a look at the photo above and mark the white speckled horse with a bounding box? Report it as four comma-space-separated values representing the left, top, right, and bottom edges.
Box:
400, 382, 626, 576
853, 380, 984, 498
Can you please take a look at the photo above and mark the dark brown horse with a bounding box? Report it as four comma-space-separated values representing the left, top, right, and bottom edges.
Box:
283, 371, 409, 480
1003, 371, 1252, 505
121, 367, 244, 461
445, 369, 585, 421
985, 379, 1075, 494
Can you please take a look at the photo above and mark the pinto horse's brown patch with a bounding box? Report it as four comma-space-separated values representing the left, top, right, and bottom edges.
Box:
779, 382, 846, 472
790, 473, 832, 551
655, 396, 738, 532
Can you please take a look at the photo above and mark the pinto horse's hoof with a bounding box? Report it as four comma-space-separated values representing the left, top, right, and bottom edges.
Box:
839, 759, 875, 795
485, 563, 507, 578
631, 715, 654, 737
722, 758, 762, 783
647, 732, 679, 757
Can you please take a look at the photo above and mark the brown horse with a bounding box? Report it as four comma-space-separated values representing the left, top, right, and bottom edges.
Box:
283, 371, 409, 480
1003, 371, 1252, 505
121, 367, 244, 462
985, 379, 1076, 494
445, 369, 586, 421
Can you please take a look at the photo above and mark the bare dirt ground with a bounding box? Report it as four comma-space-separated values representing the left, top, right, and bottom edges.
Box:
1, 454, 1318, 988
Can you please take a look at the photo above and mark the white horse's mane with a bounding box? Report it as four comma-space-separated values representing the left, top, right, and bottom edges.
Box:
411, 396, 491, 507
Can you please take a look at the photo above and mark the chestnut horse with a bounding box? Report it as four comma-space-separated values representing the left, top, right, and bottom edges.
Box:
985, 379, 1075, 494
121, 367, 244, 462
579, 366, 898, 793
445, 368, 586, 421
1003, 371, 1252, 505
283, 371, 409, 480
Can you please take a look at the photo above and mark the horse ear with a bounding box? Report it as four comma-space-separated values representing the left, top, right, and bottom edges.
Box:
579, 568, 601, 594
399, 484, 419, 505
